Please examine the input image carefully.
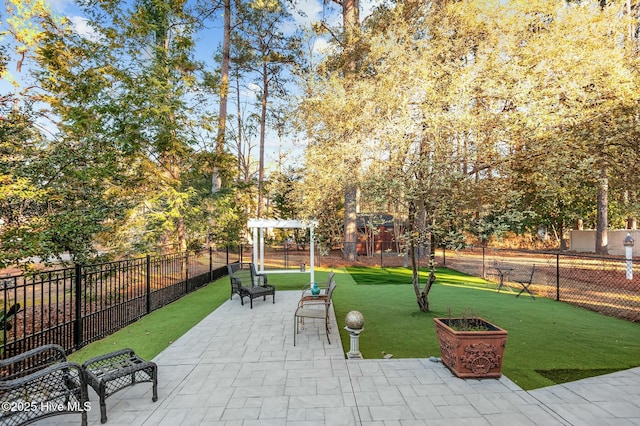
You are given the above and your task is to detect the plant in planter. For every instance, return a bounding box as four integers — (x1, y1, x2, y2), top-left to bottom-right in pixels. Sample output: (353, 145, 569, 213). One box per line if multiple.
(433, 309, 507, 379)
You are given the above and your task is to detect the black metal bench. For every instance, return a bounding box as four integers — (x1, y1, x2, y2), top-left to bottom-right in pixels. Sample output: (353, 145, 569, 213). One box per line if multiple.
(82, 348, 157, 423)
(227, 262, 276, 308)
(0, 344, 88, 426)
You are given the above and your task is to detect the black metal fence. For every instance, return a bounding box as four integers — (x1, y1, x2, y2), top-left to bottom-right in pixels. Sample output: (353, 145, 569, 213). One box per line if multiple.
(435, 247, 640, 322)
(0, 247, 242, 358)
(2, 242, 638, 358)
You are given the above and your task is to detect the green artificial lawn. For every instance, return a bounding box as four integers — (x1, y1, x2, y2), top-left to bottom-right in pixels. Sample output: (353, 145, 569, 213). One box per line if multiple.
(69, 266, 640, 391)
(336, 266, 640, 390)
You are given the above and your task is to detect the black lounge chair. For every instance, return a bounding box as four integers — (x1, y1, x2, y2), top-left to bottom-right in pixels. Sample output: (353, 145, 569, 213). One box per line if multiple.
(227, 262, 276, 308)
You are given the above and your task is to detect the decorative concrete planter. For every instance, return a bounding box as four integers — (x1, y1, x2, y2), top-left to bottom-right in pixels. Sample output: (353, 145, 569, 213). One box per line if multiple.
(433, 317, 507, 379)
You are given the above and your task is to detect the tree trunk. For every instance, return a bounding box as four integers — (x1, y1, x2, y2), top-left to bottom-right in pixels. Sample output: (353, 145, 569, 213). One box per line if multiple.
(416, 196, 427, 257)
(334, 0, 360, 262)
(212, 0, 231, 194)
(408, 201, 430, 312)
(177, 215, 187, 252)
(343, 183, 358, 261)
(627, 0, 636, 42)
(257, 64, 268, 217)
(595, 165, 608, 254)
(343, 0, 359, 35)
(155, 6, 186, 253)
(624, 190, 637, 230)
(410, 237, 428, 312)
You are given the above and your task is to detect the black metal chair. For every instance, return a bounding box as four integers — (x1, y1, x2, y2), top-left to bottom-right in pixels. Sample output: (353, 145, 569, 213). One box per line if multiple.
(0, 344, 88, 426)
(515, 265, 536, 300)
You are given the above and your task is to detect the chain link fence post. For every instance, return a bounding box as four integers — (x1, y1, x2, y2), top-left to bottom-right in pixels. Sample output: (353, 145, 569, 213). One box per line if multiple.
(556, 253, 560, 301)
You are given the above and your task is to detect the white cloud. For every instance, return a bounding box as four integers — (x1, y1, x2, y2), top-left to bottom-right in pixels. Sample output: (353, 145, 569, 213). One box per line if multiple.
(312, 37, 331, 55)
(360, 0, 381, 22)
(68, 16, 101, 42)
(289, 0, 325, 27)
(245, 82, 261, 100)
(45, 0, 102, 42)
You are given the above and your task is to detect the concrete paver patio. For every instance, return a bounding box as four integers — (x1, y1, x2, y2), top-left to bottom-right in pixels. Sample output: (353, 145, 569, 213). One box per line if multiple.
(39, 291, 640, 425)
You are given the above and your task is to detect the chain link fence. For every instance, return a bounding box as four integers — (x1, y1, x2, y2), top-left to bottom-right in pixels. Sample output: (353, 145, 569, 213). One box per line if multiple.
(325, 242, 639, 322)
(336, 241, 426, 268)
(257, 241, 639, 322)
(434, 247, 640, 322)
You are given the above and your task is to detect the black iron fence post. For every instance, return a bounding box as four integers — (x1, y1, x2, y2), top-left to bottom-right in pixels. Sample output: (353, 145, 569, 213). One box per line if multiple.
(73, 264, 83, 349)
(146, 255, 151, 314)
(185, 251, 189, 291)
(556, 253, 560, 301)
(209, 247, 213, 282)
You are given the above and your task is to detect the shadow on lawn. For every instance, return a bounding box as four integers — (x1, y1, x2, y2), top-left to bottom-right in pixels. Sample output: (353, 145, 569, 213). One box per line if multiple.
(346, 266, 489, 288)
(536, 368, 622, 383)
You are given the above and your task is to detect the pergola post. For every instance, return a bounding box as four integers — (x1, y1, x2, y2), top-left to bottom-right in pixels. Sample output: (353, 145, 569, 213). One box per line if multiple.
(260, 227, 265, 272)
(253, 227, 258, 270)
(310, 225, 315, 283)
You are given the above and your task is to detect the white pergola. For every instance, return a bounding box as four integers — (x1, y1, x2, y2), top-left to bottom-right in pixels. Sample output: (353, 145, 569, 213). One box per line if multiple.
(247, 219, 318, 283)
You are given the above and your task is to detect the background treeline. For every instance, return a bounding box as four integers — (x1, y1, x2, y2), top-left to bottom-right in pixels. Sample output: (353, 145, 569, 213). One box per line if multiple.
(1, 0, 639, 270)
(297, 0, 640, 257)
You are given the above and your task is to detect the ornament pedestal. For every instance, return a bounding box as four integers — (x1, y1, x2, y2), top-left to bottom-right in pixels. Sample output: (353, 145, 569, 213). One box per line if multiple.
(345, 327, 363, 359)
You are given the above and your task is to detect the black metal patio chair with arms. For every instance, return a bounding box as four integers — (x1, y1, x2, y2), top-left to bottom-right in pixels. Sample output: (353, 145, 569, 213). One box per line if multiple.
(294, 280, 337, 346)
(228, 262, 246, 301)
(0, 344, 89, 426)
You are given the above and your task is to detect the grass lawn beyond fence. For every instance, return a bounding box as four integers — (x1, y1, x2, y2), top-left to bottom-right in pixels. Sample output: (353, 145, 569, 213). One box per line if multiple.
(69, 266, 640, 391)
